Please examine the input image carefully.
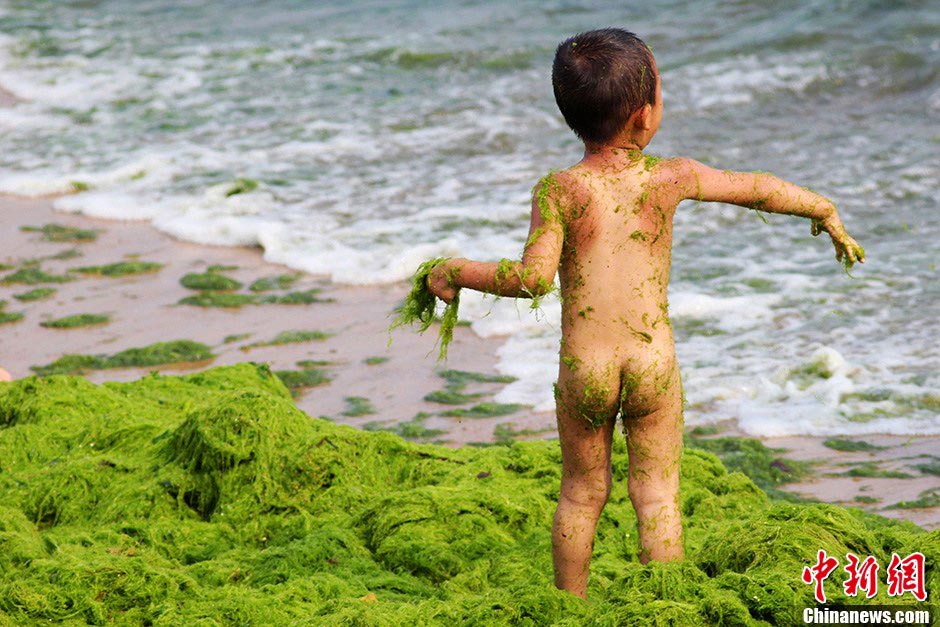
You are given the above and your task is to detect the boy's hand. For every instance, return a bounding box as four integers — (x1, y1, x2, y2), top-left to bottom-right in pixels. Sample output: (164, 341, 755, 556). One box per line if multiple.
(812, 217, 865, 266)
(427, 258, 463, 304)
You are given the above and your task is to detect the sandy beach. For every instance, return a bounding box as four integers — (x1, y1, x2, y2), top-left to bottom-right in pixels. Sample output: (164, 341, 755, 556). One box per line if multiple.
(1, 194, 937, 531)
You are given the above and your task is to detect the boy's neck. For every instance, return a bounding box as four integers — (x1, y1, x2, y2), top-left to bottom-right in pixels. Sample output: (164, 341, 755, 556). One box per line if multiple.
(582, 141, 647, 165)
(583, 129, 651, 157)
(585, 142, 643, 154)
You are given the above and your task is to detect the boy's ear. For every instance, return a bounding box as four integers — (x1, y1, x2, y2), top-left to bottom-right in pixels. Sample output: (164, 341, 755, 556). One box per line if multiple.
(636, 103, 653, 131)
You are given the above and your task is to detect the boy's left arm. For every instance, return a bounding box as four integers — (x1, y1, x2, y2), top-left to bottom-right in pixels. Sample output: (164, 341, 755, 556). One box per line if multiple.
(427, 184, 564, 303)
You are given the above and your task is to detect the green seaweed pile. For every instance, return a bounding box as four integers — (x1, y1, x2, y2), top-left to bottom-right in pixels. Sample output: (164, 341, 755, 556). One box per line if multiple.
(390, 258, 460, 360)
(0, 364, 936, 625)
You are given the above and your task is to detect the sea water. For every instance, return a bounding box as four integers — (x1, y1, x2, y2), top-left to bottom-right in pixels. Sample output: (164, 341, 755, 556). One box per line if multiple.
(1, 0, 938, 436)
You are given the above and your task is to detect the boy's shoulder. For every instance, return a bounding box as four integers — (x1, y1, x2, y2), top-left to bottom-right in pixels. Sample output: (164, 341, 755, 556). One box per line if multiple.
(535, 155, 691, 192)
(532, 168, 590, 217)
(529, 155, 697, 218)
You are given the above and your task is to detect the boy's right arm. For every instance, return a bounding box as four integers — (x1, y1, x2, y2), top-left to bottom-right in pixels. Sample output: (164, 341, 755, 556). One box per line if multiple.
(666, 158, 865, 265)
(427, 179, 565, 303)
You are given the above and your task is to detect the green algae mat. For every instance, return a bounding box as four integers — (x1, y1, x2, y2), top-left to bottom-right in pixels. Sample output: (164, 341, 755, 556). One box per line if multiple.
(0, 364, 936, 625)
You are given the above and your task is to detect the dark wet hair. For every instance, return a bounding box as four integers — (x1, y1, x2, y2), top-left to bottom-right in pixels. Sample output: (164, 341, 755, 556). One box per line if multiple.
(552, 28, 656, 144)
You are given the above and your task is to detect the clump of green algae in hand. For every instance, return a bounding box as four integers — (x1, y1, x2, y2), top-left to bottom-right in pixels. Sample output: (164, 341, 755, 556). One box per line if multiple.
(389, 258, 460, 360)
(0, 363, 936, 625)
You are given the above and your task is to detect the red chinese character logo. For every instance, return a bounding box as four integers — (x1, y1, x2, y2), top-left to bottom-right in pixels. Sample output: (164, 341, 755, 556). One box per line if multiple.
(802, 549, 840, 603)
(886, 552, 927, 602)
(843, 553, 879, 598)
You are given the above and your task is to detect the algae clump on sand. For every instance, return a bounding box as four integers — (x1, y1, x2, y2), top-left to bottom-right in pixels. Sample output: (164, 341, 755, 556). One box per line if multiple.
(0, 364, 937, 625)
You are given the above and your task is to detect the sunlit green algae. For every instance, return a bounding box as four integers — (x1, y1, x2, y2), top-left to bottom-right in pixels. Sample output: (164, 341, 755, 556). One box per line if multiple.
(0, 364, 936, 625)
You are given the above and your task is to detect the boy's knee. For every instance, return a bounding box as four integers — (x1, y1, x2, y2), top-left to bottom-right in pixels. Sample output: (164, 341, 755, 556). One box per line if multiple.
(561, 471, 612, 509)
(628, 478, 678, 513)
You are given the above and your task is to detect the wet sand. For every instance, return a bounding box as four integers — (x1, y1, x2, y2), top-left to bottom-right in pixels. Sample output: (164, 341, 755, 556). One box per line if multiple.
(1, 194, 937, 529)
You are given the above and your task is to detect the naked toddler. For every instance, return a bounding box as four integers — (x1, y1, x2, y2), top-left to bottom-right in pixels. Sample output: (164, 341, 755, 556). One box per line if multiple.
(427, 28, 864, 599)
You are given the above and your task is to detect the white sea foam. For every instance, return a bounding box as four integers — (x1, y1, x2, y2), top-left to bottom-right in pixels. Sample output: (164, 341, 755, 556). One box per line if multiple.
(670, 291, 780, 331)
(0, 105, 68, 130)
(670, 53, 828, 110)
(54, 191, 159, 221)
(0, 153, 178, 197)
(492, 328, 560, 412)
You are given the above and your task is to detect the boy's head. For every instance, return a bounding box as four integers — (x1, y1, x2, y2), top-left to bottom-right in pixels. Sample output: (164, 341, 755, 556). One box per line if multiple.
(552, 28, 658, 145)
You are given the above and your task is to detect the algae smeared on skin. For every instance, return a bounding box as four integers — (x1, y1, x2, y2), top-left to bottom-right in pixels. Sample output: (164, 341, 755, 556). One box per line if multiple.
(389, 258, 460, 361)
(0, 363, 936, 625)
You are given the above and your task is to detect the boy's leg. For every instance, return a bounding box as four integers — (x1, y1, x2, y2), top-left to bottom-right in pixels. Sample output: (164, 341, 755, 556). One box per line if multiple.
(622, 365, 684, 563)
(552, 360, 619, 599)
(0, 368, 11, 382)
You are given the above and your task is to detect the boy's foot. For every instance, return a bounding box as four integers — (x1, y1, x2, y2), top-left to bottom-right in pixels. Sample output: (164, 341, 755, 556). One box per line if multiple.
(0, 367, 12, 382)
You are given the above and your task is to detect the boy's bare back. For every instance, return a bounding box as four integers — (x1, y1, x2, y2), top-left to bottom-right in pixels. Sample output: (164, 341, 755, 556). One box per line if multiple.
(551, 151, 681, 422)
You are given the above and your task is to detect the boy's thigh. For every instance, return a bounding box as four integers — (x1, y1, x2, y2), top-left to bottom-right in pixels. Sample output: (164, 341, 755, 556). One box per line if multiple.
(621, 368, 684, 487)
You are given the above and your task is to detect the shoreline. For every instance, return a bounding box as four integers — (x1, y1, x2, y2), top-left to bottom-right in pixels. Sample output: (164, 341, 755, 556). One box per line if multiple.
(0, 194, 525, 443)
(1, 194, 938, 529)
